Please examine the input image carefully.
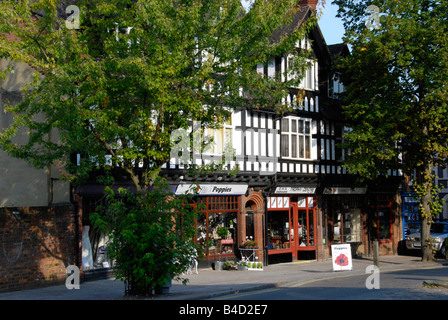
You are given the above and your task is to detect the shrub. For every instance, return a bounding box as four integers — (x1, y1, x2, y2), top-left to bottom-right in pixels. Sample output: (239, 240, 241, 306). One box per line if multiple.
(91, 178, 201, 296)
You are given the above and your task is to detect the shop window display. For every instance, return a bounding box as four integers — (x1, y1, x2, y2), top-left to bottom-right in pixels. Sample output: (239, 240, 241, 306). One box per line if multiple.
(196, 196, 239, 259)
(197, 211, 237, 257)
(267, 210, 291, 250)
(298, 210, 314, 246)
(332, 209, 361, 244)
(326, 196, 362, 245)
(370, 196, 393, 241)
(83, 197, 113, 270)
(377, 209, 391, 240)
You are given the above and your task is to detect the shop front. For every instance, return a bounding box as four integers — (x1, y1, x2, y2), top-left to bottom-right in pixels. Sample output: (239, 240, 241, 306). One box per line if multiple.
(175, 183, 248, 263)
(267, 186, 317, 261)
(322, 187, 401, 258)
(322, 187, 366, 258)
(368, 193, 401, 255)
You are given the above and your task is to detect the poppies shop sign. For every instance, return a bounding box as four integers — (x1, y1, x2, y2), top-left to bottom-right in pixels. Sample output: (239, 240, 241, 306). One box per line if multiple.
(175, 184, 248, 195)
(331, 244, 353, 271)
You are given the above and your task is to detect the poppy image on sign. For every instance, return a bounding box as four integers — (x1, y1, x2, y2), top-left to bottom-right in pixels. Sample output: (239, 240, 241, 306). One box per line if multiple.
(335, 254, 349, 267)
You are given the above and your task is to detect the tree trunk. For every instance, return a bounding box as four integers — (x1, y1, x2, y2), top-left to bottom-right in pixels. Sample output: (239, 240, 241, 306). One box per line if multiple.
(419, 159, 434, 262)
(421, 215, 433, 262)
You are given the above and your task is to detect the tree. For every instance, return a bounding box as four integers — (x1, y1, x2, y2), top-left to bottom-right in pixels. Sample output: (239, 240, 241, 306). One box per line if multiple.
(0, 0, 316, 192)
(0, 0, 317, 294)
(333, 0, 448, 261)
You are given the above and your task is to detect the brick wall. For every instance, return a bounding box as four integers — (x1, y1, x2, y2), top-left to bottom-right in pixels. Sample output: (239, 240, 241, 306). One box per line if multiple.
(0, 204, 78, 293)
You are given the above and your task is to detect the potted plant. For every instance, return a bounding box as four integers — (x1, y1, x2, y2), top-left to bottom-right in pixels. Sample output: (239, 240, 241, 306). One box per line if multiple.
(237, 260, 248, 271)
(224, 261, 236, 270)
(243, 240, 258, 249)
(217, 227, 229, 239)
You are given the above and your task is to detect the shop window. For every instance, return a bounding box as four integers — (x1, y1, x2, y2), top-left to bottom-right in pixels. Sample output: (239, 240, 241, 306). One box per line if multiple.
(245, 210, 255, 241)
(326, 196, 362, 245)
(377, 209, 391, 240)
(267, 210, 291, 250)
(343, 209, 361, 243)
(196, 196, 239, 259)
(298, 210, 314, 247)
(83, 197, 113, 269)
(197, 211, 237, 257)
(196, 212, 208, 255)
(370, 196, 393, 241)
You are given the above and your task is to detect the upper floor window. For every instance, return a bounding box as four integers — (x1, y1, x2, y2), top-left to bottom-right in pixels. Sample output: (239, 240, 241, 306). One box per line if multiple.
(329, 72, 344, 97)
(280, 117, 311, 159)
(204, 117, 233, 155)
(288, 56, 318, 91)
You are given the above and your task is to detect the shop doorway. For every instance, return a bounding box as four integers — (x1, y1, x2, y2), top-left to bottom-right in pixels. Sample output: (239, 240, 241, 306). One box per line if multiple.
(293, 197, 316, 259)
(267, 196, 316, 261)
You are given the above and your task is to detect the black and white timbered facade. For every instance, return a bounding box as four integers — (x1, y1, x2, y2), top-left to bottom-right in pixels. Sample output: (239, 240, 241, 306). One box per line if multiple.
(160, 3, 407, 264)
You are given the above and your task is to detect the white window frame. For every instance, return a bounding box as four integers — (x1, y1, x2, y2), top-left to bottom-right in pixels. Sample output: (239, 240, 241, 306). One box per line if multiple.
(280, 117, 312, 160)
(202, 116, 234, 156)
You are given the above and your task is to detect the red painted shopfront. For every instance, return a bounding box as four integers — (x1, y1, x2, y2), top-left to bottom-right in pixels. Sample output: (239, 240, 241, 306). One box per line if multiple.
(267, 195, 317, 260)
(195, 195, 241, 261)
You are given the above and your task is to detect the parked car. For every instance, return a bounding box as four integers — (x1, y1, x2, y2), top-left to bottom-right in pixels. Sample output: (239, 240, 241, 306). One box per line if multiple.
(406, 222, 448, 258)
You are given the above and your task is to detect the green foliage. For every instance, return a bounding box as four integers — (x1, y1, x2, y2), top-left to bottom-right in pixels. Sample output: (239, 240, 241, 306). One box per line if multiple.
(0, 0, 316, 191)
(413, 177, 446, 222)
(216, 226, 228, 239)
(90, 178, 202, 295)
(334, 0, 448, 260)
(334, 0, 448, 181)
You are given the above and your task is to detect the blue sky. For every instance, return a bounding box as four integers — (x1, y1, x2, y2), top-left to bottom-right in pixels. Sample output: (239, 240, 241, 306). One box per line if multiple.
(317, 1, 346, 45)
(241, 0, 346, 46)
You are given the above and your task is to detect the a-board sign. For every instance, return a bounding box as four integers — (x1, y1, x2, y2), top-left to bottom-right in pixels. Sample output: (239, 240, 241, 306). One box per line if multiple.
(331, 244, 353, 271)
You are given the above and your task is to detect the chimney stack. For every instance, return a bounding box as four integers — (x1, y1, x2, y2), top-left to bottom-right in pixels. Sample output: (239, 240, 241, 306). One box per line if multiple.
(299, 0, 318, 10)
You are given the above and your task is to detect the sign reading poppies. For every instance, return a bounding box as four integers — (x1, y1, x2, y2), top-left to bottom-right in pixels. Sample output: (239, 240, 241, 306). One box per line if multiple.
(331, 244, 353, 271)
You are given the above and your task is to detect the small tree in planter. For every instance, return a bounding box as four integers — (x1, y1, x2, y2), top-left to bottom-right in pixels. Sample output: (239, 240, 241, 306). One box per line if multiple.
(91, 178, 201, 296)
(217, 227, 229, 239)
